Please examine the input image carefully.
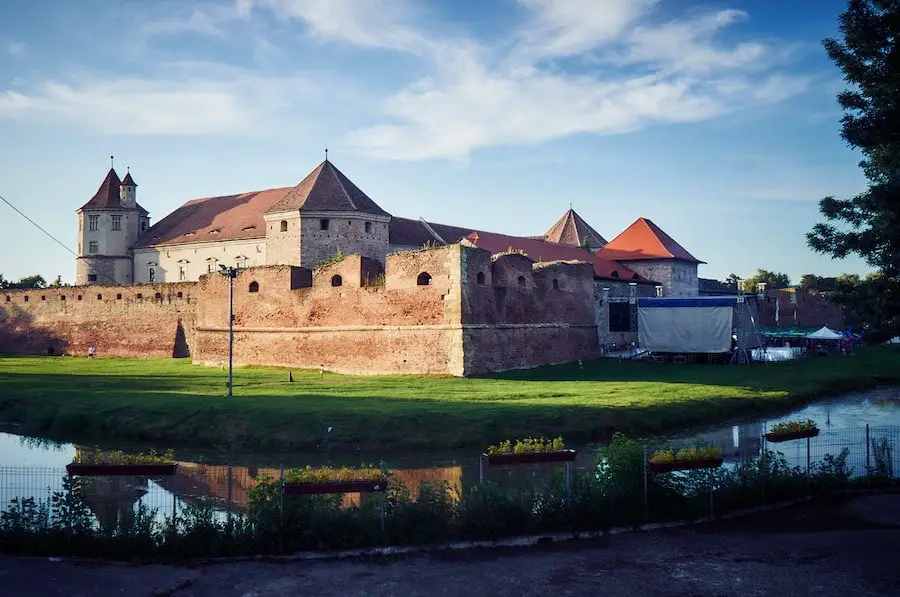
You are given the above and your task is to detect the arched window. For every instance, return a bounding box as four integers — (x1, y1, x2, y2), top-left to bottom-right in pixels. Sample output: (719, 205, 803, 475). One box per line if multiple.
(176, 292, 183, 299)
(77, 295, 82, 301)
(476, 272, 485, 285)
(97, 294, 103, 300)
(116, 293, 122, 300)
(517, 275, 526, 287)
(137, 293, 143, 299)
(552, 279, 559, 290)
(331, 275, 343, 287)
(417, 272, 432, 286)
(365, 221, 372, 233)
(23, 296, 28, 302)
(280, 220, 288, 232)
(155, 292, 162, 300)
(249, 281, 259, 293)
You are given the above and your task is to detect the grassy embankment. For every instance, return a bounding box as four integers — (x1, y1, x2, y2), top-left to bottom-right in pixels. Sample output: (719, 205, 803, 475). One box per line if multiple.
(0, 347, 897, 452)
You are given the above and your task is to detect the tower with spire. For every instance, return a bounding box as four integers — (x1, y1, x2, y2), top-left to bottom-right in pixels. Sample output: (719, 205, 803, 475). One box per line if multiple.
(75, 158, 150, 285)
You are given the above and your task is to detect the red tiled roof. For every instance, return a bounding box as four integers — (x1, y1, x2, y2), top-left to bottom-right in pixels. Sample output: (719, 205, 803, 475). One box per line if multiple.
(131, 187, 291, 249)
(121, 171, 137, 187)
(462, 230, 649, 282)
(543, 209, 607, 249)
(79, 168, 148, 214)
(598, 217, 703, 263)
(266, 160, 389, 216)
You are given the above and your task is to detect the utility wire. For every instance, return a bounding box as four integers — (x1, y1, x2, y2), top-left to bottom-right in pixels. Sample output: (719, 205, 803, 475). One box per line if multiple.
(0, 191, 124, 288)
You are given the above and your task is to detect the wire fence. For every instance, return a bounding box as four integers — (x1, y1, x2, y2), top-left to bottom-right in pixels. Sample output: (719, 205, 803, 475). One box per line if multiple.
(0, 425, 897, 556)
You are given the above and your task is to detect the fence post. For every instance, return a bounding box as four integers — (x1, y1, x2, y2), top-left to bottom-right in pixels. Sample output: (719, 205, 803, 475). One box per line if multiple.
(565, 461, 571, 508)
(171, 470, 178, 547)
(760, 432, 766, 506)
(643, 443, 649, 522)
(806, 436, 812, 495)
(479, 454, 484, 485)
(865, 424, 871, 483)
(227, 465, 233, 523)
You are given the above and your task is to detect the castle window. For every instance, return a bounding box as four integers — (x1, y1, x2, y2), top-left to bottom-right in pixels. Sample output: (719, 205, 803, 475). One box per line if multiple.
(60, 296, 66, 301)
(477, 272, 485, 285)
(111, 215, 121, 231)
(136, 293, 143, 299)
(87, 274, 97, 282)
(155, 292, 162, 300)
(41, 295, 46, 301)
(97, 294, 102, 300)
(24, 296, 28, 302)
(280, 220, 288, 232)
(77, 295, 82, 301)
(320, 219, 330, 231)
(116, 293, 122, 300)
(141, 221, 147, 231)
(609, 303, 632, 332)
(331, 275, 342, 287)
(176, 292, 183, 299)
(365, 222, 372, 233)
(88, 241, 98, 253)
(517, 275, 526, 287)
(249, 281, 259, 293)
(4, 296, 9, 303)
(552, 279, 559, 290)
(208, 263, 215, 274)
(656, 285, 664, 297)
(417, 272, 432, 286)
(148, 267, 156, 282)
(179, 265, 187, 281)
(88, 215, 99, 231)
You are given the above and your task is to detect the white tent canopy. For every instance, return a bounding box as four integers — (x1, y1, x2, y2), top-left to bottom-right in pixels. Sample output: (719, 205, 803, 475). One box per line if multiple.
(806, 326, 843, 340)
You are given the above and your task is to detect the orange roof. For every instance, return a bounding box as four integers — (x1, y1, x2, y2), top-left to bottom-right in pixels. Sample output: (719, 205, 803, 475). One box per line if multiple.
(132, 187, 290, 249)
(266, 160, 389, 216)
(598, 218, 703, 263)
(543, 209, 607, 249)
(463, 230, 649, 282)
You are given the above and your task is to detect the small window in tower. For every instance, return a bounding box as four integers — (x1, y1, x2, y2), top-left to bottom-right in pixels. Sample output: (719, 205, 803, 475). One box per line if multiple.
(24, 296, 28, 302)
(141, 221, 147, 231)
(208, 263, 215, 274)
(517, 275, 526, 287)
(87, 274, 97, 282)
(136, 293, 143, 299)
(177, 292, 183, 299)
(365, 222, 372, 233)
(331, 274, 342, 287)
(552, 279, 559, 290)
(320, 219, 330, 231)
(111, 215, 122, 231)
(41, 295, 46, 301)
(179, 265, 187, 281)
(477, 272, 486, 285)
(116, 293, 122, 300)
(155, 292, 162, 300)
(88, 215, 99, 231)
(417, 272, 432, 286)
(249, 281, 259, 293)
(88, 241, 98, 253)
(60, 295, 66, 301)
(97, 294, 103, 300)
(148, 267, 156, 282)
(77, 295, 82, 301)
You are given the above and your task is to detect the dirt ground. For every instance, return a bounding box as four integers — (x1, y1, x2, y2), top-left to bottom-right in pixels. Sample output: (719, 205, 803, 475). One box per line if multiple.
(2, 494, 899, 597)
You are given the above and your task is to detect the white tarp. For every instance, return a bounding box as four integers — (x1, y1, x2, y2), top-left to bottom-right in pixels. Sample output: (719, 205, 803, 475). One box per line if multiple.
(638, 303, 734, 353)
(806, 326, 843, 340)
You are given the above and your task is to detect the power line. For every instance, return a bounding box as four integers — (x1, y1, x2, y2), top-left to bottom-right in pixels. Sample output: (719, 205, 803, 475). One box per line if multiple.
(0, 192, 77, 257)
(0, 191, 122, 287)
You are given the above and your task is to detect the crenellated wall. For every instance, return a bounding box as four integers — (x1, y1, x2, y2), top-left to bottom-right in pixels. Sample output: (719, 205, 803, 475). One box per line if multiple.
(1, 244, 602, 376)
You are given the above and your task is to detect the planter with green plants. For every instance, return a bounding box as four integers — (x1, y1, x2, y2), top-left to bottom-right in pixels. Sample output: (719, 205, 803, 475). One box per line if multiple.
(648, 446, 723, 473)
(281, 465, 388, 495)
(765, 419, 820, 443)
(66, 448, 177, 477)
(484, 437, 576, 465)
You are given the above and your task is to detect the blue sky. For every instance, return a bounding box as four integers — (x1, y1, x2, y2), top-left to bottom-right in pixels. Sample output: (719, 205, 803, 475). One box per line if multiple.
(0, 0, 871, 283)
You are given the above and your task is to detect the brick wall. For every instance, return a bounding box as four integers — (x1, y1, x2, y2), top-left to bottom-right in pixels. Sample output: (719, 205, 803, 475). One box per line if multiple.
(0, 283, 197, 358)
(756, 288, 845, 329)
(298, 212, 390, 269)
(624, 260, 698, 297)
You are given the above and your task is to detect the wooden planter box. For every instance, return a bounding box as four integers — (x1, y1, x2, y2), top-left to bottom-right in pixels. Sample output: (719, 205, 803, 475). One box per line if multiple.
(66, 463, 178, 477)
(648, 458, 723, 474)
(282, 479, 388, 496)
(484, 450, 577, 466)
(765, 429, 819, 443)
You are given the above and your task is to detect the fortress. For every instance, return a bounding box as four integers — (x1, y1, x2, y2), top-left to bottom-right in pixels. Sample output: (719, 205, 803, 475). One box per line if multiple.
(0, 159, 705, 375)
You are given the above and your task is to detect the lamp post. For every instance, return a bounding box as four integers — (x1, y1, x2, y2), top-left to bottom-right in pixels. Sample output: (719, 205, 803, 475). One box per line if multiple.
(218, 265, 237, 397)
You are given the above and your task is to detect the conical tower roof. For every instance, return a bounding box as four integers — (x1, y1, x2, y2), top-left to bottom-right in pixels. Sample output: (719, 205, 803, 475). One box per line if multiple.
(543, 208, 607, 250)
(265, 160, 389, 216)
(79, 168, 122, 210)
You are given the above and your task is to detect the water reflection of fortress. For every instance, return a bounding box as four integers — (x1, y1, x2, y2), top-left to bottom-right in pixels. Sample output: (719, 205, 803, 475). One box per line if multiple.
(685, 421, 764, 462)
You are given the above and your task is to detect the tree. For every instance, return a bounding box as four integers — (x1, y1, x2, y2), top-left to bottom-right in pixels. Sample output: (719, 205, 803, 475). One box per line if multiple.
(807, 1, 900, 336)
(48, 275, 65, 288)
(800, 274, 820, 290)
(740, 269, 791, 292)
(13, 275, 47, 289)
(725, 273, 741, 289)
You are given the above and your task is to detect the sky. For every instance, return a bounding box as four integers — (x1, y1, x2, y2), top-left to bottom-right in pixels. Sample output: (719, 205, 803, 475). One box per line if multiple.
(0, 0, 873, 284)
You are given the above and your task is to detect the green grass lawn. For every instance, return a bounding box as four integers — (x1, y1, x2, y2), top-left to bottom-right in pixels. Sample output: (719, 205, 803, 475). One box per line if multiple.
(0, 347, 898, 452)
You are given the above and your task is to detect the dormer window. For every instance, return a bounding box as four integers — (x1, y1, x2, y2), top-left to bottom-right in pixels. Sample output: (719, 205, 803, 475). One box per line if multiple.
(209, 229, 220, 235)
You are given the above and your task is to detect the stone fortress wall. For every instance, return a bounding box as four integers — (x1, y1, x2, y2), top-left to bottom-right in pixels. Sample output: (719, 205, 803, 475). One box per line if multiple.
(0, 245, 604, 376)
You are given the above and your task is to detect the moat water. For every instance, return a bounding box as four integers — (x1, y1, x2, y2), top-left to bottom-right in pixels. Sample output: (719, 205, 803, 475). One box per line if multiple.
(2, 386, 900, 519)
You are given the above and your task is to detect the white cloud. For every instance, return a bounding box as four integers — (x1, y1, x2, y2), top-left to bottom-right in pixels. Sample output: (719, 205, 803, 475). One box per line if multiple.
(0, 66, 311, 136)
